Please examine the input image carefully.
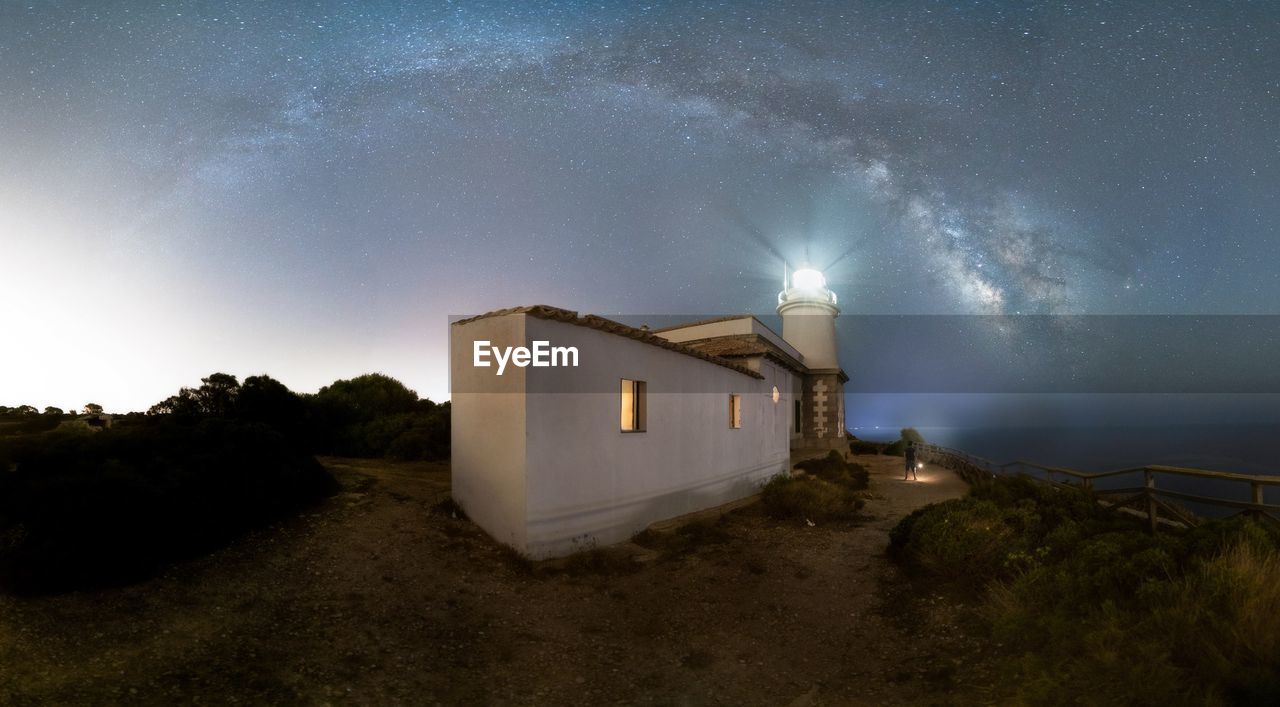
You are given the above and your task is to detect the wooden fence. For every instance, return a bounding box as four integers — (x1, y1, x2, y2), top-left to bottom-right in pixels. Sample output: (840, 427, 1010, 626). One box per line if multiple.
(918, 443, 1280, 530)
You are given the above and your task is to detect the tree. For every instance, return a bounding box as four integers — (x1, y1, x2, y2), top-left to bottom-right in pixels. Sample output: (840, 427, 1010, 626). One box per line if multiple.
(315, 373, 419, 421)
(14, 405, 38, 416)
(900, 427, 926, 445)
(83, 403, 104, 415)
(192, 373, 240, 417)
(43, 406, 64, 416)
(146, 373, 241, 418)
(149, 392, 199, 417)
(236, 374, 306, 440)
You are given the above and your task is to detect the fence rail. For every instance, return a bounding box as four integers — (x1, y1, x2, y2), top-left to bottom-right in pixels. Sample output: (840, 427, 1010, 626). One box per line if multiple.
(918, 443, 1280, 530)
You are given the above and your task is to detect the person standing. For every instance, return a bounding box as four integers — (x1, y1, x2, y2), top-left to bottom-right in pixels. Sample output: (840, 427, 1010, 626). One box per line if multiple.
(904, 440, 918, 480)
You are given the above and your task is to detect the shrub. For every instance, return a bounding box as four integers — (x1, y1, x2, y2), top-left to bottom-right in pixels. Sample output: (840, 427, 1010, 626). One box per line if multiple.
(882, 429, 925, 457)
(891, 475, 1280, 704)
(849, 440, 881, 455)
(0, 413, 62, 438)
(760, 474, 863, 523)
(632, 517, 733, 558)
(900, 427, 926, 445)
(1158, 540, 1280, 701)
(793, 450, 870, 490)
(314, 373, 419, 421)
(386, 420, 449, 461)
(146, 371, 450, 462)
(0, 420, 337, 593)
(889, 497, 1036, 580)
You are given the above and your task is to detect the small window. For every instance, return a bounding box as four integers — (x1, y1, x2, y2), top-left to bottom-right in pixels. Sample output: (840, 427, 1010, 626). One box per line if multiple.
(620, 378, 646, 432)
(729, 394, 742, 429)
(771, 386, 780, 404)
(794, 399, 802, 433)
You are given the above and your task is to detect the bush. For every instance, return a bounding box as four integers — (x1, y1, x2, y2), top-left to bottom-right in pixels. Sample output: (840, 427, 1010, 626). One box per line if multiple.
(0, 412, 62, 438)
(632, 517, 734, 559)
(794, 450, 870, 490)
(900, 427, 926, 445)
(889, 497, 1038, 580)
(0, 420, 337, 593)
(890, 476, 1280, 703)
(314, 373, 419, 421)
(386, 419, 449, 461)
(1167, 541, 1280, 700)
(849, 440, 881, 455)
(146, 371, 451, 462)
(760, 474, 863, 523)
(882, 429, 925, 457)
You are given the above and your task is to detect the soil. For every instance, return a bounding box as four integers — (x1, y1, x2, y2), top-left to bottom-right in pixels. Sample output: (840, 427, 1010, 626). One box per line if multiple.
(0, 454, 993, 705)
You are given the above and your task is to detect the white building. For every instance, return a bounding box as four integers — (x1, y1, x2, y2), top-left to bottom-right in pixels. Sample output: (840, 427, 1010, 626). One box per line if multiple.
(450, 270, 847, 558)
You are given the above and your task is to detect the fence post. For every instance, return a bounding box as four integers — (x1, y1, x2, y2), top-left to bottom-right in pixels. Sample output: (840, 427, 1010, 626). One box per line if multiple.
(1145, 468, 1157, 533)
(1083, 477, 1093, 494)
(1252, 482, 1265, 517)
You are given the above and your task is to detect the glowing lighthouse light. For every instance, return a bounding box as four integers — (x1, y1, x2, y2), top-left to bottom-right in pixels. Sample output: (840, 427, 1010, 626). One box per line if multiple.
(791, 268, 827, 291)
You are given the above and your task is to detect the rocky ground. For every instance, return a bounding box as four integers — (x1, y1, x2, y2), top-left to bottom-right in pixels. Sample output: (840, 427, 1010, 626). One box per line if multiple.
(0, 454, 997, 705)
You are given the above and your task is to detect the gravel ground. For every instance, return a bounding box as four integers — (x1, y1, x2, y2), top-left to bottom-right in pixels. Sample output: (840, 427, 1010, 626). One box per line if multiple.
(0, 454, 994, 705)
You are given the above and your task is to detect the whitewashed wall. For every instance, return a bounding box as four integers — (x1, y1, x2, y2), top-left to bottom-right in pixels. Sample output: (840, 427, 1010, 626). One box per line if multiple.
(522, 316, 798, 558)
(449, 314, 529, 551)
(451, 312, 801, 559)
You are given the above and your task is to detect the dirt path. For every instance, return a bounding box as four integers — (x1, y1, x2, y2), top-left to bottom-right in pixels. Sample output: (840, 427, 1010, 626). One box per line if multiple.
(0, 454, 976, 705)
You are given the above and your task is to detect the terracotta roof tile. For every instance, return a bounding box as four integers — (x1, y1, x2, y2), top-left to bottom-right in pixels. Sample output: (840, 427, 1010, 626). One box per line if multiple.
(681, 334, 807, 374)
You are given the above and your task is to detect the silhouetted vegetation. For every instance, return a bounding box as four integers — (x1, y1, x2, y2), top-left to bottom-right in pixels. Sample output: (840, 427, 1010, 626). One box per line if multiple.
(849, 439, 882, 455)
(308, 374, 449, 460)
(0, 419, 336, 593)
(0, 408, 65, 438)
(0, 371, 448, 593)
(890, 476, 1280, 704)
(882, 428, 926, 457)
(146, 371, 449, 461)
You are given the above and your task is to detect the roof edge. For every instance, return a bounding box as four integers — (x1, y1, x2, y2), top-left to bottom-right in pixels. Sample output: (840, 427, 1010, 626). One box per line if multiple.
(649, 314, 756, 333)
(452, 305, 765, 379)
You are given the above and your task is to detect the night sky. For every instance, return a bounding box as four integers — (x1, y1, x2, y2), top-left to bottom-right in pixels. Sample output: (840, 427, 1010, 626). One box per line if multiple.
(2, 1, 1278, 420)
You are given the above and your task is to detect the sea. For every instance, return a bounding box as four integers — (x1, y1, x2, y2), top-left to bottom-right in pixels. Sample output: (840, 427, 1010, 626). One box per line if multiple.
(850, 424, 1280, 514)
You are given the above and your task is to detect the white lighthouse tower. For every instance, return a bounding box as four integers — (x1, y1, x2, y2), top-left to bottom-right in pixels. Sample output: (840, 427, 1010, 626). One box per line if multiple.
(777, 268, 840, 369)
(777, 267, 848, 449)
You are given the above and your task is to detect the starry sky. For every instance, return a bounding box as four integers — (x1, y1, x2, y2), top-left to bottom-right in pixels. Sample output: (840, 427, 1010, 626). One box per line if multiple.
(2, 1, 1278, 420)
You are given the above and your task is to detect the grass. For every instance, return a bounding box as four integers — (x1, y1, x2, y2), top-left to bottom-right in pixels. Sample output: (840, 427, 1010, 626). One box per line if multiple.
(889, 476, 1280, 704)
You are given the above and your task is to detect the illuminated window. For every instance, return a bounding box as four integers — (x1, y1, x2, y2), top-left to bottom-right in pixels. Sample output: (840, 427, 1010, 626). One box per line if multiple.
(794, 399, 802, 433)
(620, 378, 646, 432)
(771, 386, 780, 403)
(729, 394, 742, 429)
